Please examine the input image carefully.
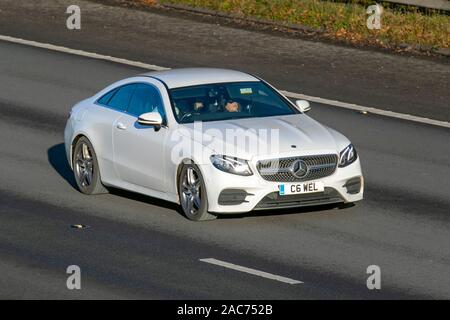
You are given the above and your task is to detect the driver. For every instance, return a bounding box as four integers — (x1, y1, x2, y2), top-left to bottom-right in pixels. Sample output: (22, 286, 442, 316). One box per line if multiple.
(193, 101, 205, 112)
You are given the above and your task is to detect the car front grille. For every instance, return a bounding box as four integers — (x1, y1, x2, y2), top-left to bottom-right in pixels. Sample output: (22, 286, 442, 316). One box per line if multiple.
(256, 154, 338, 182)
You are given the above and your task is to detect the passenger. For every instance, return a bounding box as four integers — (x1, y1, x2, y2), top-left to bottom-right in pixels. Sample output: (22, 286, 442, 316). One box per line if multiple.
(224, 101, 241, 113)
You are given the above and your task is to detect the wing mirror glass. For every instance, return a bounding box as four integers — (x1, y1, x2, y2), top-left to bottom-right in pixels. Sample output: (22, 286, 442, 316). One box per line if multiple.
(295, 100, 311, 113)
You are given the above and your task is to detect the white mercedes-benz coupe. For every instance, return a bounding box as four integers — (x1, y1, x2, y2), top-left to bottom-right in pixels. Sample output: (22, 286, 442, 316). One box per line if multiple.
(65, 68, 363, 221)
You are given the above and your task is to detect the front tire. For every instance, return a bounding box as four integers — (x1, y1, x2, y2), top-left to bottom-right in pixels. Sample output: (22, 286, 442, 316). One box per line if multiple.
(179, 164, 216, 221)
(73, 137, 108, 195)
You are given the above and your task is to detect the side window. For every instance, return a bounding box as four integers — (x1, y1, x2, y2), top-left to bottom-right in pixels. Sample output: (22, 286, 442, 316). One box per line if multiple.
(128, 83, 165, 120)
(97, 88, 117, 105)
(107, 84, 135, 112)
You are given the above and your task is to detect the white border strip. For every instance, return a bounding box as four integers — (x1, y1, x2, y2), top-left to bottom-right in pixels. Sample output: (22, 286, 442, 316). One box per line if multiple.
(200, 258, 303, 284)
(1, 34, 448, 129)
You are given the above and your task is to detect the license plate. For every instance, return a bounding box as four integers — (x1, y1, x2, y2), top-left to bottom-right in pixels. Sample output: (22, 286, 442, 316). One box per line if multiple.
(279, 181, 324, 195)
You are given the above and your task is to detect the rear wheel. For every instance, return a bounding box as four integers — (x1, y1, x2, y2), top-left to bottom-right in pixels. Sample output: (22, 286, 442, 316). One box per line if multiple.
(73, 137, 108, 195)
(179, 164, 216, 221)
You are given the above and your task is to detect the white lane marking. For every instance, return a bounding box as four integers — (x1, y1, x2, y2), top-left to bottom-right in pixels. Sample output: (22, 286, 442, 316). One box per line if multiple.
(1, 34, 449, 129)
(282, 90, 450, 129)
(0, 35, 170, 71)
(199, 258, 303, 285)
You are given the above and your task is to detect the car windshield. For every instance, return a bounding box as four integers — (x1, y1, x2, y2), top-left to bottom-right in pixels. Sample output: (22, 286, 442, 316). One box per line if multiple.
(169, 81, 299, 124)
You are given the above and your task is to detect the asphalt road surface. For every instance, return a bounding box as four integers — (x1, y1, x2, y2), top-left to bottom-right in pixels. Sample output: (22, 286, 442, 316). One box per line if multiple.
(1, 0, 449, 121)
(0, 1, 449, 300)
(1, 40, 449, 299)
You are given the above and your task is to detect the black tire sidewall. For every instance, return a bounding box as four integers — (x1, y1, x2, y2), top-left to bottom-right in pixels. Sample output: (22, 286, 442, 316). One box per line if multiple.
(73, 137, 102, 194)
(179, 164, 210, 221)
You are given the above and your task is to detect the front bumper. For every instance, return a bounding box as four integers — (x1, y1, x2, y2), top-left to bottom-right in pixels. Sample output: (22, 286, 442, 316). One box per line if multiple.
(199, 157, 364, 214)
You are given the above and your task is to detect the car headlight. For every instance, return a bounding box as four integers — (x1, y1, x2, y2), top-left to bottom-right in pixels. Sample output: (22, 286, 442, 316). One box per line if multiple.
(210, 155, 253, 176)
(338, 144, 358, 167)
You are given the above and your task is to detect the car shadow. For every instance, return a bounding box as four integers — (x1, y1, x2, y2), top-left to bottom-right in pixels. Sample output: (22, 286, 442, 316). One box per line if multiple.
(217, 202, 352, 220)
(47, 143, 78, 189)
(107, 187, 184, 217)
(47, 143, 184, 216)
(48, 142, 352, 220)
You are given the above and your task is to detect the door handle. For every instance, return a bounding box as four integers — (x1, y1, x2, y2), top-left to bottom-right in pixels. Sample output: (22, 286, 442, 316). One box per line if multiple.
(116, 122, 127, 130)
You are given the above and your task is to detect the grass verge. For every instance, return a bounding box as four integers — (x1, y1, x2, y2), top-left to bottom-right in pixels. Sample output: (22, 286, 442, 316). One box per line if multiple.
(136, 0, 449, 51)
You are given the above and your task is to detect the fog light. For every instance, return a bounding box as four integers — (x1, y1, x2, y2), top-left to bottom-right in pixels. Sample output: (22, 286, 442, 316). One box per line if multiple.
(218, 189, 253, 206)
(344, 177, 362, 194)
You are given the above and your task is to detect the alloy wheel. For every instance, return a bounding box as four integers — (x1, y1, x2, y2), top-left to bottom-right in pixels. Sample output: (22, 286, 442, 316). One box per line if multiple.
(74, 142, 94, 189)
(180, 167, 202, 216)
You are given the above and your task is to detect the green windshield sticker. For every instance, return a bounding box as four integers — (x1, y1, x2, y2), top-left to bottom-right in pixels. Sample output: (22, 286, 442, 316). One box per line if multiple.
(240, 88, 253, 95)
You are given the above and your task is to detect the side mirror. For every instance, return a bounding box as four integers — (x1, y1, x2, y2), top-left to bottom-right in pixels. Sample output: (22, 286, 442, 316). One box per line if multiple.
(138, 112, 163, 128)
(295, 100, 311, 113)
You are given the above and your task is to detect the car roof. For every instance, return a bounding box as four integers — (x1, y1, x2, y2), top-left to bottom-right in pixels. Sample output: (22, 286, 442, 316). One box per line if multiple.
(142, 68, 260, 89)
